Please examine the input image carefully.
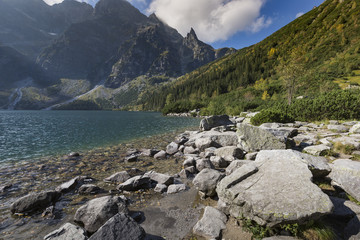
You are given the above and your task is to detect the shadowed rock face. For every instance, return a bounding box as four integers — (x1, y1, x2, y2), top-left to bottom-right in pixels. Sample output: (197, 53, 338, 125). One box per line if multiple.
(217, 150, 334, 227)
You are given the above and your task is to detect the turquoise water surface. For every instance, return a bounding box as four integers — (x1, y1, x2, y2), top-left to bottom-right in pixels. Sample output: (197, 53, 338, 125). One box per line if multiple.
(0, 111, 199, 163)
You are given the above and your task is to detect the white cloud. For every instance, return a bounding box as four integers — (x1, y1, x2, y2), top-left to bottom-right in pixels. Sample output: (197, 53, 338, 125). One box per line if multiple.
(43, 0, 63, 5)
(147, 0, 270, 43)
(296, 12, 304, 18)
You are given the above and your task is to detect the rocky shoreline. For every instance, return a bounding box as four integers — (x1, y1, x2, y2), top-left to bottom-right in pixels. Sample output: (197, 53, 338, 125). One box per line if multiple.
(2, 115, 360, 239)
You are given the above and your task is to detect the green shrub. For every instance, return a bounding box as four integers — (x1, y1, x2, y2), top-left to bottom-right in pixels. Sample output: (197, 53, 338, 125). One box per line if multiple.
(251, 109, 295, 126)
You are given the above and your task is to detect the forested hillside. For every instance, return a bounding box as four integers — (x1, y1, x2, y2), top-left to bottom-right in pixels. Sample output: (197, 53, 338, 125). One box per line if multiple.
(138, 0, 360, 115)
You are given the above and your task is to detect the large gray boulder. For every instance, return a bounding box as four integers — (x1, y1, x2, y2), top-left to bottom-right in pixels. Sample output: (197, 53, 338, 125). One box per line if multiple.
(214, 146, 244, 160)
(216, 150, 334, 227)
(104, 171, 131, 184)
(117, 176, 151, 191)
(187, 131, 238, 148)
(44, 223, 87, 240)
(11, 191, 61, 214)
(193, 169, 224, 198)
(55, 176, 93, 193)
(74, 196, 128, 233)
(193, 206, 227, 239)
(237, 123, 286, 152)
(88, 213, 145, 240)
(329, 159, 360, 202)
(200, 115, 234, 131)
(327, 124, 349, 133)
(143, 170, 174, 186)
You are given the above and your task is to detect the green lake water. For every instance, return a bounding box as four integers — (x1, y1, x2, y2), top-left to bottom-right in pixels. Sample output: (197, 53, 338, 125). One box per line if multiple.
(0, 110, 200, 163)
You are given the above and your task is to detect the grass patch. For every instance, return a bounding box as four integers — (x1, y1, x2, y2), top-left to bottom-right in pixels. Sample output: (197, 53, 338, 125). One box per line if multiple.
(333, 142, 355, 155)
(346, 193, 360, 206)
(240, 218, 335, 240)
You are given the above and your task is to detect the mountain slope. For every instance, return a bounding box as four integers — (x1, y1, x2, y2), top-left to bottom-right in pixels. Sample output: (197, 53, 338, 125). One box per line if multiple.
(0, 0, 93, 59)
(36, 0, 235, 107)
(141, 0, 360, 114)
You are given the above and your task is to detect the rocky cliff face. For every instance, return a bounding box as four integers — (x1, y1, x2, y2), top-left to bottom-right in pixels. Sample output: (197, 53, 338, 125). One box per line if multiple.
(37, 0, 235, 89)
(0, 0, 93, 60)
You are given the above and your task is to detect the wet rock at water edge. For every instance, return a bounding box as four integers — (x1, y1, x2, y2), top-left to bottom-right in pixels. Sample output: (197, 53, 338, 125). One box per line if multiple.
(143, 170, 174, 186)
(88, 213, 145, 240)
(154, 150, 166, 159)
(44, 223, 87, 240)
(104, 171, 131, 184)
(74, 195, 128, 234)
(117, 176, 151, 191)
(11, 191, 61, 215)
(78, 184, 104, 195)
(56, 176, 93, 194)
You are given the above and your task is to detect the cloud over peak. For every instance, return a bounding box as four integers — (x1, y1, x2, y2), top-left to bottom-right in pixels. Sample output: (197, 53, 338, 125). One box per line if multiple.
(147, 0, 271, 43)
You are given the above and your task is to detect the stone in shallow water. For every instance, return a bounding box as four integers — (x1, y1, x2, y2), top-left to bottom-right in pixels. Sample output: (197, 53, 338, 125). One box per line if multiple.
(44, 223, 87, 240)
(166, 142, 179, 155)
(78, 184, 103, 195)
(217, 150, 334, 227)
(104, 171, 131, 183)
(193, 206, 227, 239)
(117, 176, 151, 191)
(11, 191, 61, 214)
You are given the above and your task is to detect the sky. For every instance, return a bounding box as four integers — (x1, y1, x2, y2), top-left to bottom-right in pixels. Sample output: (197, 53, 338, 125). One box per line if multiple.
(43, 0, 325, 49)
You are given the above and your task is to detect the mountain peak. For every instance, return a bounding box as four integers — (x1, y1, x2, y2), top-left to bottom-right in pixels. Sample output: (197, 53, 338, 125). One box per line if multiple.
(94, 0, 146, 21)
(187, 28, 198, 40)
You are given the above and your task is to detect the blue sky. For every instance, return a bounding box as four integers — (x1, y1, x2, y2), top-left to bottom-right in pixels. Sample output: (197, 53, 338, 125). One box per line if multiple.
(45, 0, 325, 49)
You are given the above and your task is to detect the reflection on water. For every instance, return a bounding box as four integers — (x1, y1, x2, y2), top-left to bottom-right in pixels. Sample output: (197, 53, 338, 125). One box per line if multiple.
(0, 110, 199, 163)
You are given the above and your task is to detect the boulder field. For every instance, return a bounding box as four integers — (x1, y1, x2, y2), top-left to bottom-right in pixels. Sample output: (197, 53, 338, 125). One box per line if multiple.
(9, 115, 360, 239)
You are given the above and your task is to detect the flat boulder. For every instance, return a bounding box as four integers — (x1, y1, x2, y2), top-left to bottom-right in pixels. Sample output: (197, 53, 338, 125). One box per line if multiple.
(11, 191, 61, 214)
(143, 170, 174, 186)
(88, 213, 145, 240)
(303, 144, 330, 156)
(214, 146, 244, 160)
(200, 115, 234, 131)
(193, 169, 224, 198)
(187, 131, 238, 148)
(167, 184, 186, 194)
(237, 123, 286, 152)
(225, 160, 254, 175)
(104, 171, 131, 184)
(44, 223, 87, 240)
(117, 176, 151, 191)
(329, 159, 360, 202)
(193, 206, 227, 239)
(292, 151, 331, 177)
(56, 176, 93, 193)
(217, 150, 333, 227)
(74, 196, 128, 233)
